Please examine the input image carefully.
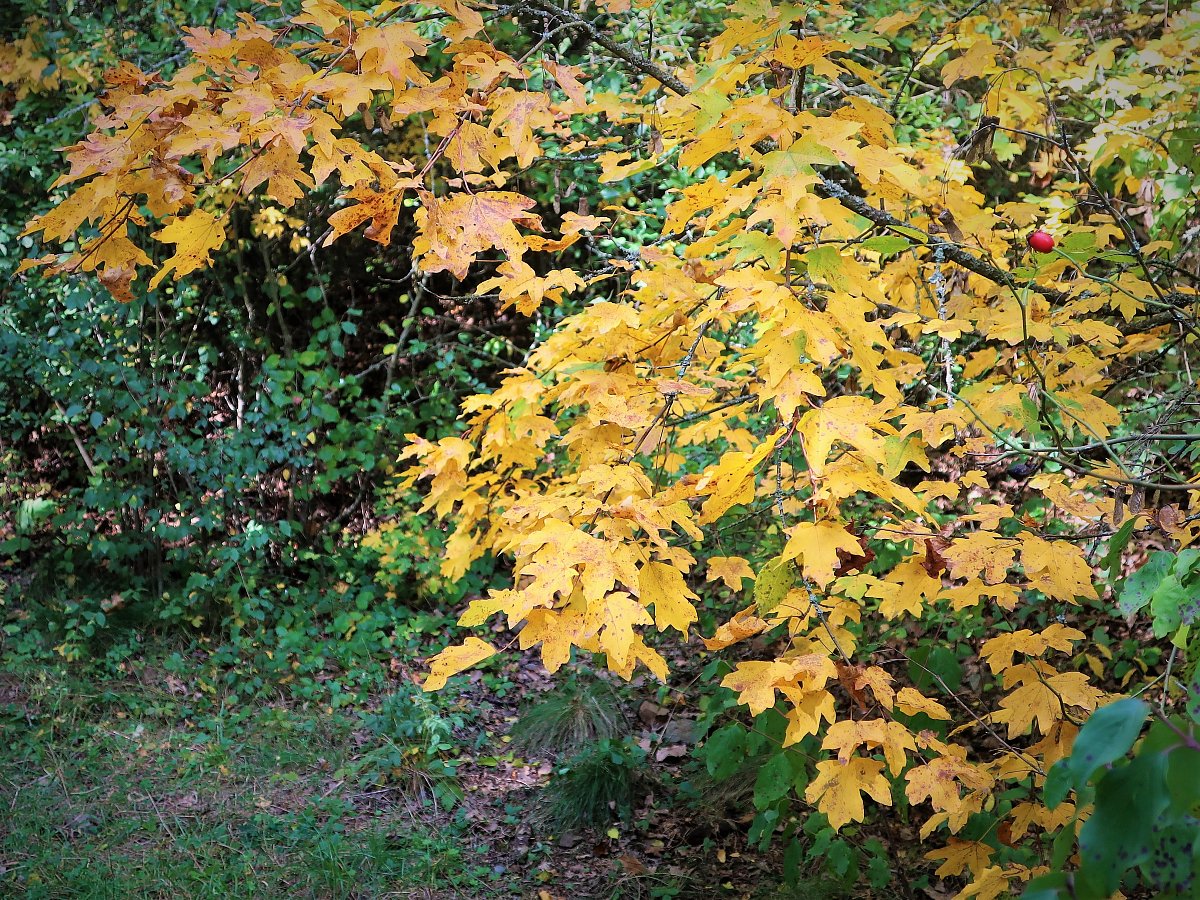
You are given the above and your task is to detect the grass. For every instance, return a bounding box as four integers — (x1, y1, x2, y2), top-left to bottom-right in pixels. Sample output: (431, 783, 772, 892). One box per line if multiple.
(541, 738, 651, 831)
(0, 654, 499, 898)
(510, 680, 627, 756)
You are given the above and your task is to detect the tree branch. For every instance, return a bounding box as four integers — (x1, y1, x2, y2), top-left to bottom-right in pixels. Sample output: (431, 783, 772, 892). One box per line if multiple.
(523, 0, 689, 96)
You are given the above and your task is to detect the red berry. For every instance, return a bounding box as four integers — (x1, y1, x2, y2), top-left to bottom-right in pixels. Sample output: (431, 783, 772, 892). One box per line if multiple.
(1027, 230, 1055, 253)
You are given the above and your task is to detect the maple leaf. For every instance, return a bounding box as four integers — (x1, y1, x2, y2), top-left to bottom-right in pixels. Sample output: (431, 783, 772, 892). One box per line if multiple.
(904, 753, 993, 829)
(97, 262, 139, 303)
(703, 605, 770, 651)
(979, 625, 1085, 675)
(941, 36, 997, 86)
(706, 556, 754, 591)
(326, 183, 407, 246)
(942, 532, 1017, 585)
(543, 60, 588, 105)
(1019, 535, 1097, 603)
(489, 90, 554, 168)
(781, 521, 864, 588)
(696, 441, 775, 525)
(23, 176, 118, 243)
(240, 140, 313, 208)
(422, 636, 496, 691)
(822, 718, 916, 775)
(992, 666, 1104, 738)
(956, 866, 1014, 900)
(798, 396, 891, 476)
(855, 666, 896, 709)
(598, 591, 655, 673)
(783, 690, 837, 744)
(354, 23, 426, 86)
(925, 839, 994, 877)
(867, 557, 941, 619)
(638, 561, 698, 634)
(148, 209, 226, 288)
(895, 687, 951, 721)
(721, 661, 793, 716)
(804, 756, 893, 831)
(414, 190, 543, 280)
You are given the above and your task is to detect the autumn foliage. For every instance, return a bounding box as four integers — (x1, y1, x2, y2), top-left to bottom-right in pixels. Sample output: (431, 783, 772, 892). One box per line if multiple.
(13, 0, 1200, 895)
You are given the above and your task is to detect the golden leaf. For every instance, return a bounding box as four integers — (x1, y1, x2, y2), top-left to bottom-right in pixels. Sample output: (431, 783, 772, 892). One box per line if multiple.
(804, 756, 893, 831)
(423, 637, 497, 691)
(148, 209, 226, 289)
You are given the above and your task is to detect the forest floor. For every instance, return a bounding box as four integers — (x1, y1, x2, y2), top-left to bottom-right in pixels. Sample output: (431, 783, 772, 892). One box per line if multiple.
(0, 635, 837, 900)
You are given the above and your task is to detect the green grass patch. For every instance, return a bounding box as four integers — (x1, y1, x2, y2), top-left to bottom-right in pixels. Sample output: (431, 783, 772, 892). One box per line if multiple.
(0, 653, 498, 898)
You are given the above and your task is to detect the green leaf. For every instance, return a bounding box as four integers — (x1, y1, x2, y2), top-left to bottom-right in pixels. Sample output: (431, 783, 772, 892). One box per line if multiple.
(1067, 697, 1149, 787)
(1021, 872, 1070, 900)
(703, 724, 745, 781)
(1043, 759, 1075, 810)
(1101, 517, 1137, 584)
(16, 498, 55, 532)
(754, 556, 794, 615)
(1077, 748, 1170, 895)
(1165, 738, 1200, 817)
(754, 751, 795, 808)
(1119, 550, 1174, 617)
(1150, 574, 1188, 638)
(1140, 818, 1200, 892)
(1049, 813, 1078, 871)
(861, 235, 911, 256)
(1186, 670, 1200, 725)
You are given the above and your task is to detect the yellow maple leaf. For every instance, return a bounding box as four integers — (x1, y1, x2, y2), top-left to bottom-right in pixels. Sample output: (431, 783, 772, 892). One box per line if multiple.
(855, 666, 896, 709)
(956, 866, 1013, 900)
(822, 718, 916, 775)
(783, 690, 837, 744)
(423, 636, 496, 691)
(925, 839, 994, 877)
(148, 209, 226, 289)
(979, 624, 1085, 675)
(414, 190, 543, 280)
(706, 556, 754, 591)
(721, 660, 792, 716)
(598, 591, 655, 671)
(798, 396, 891, 476)
(240, 140, 312, 208)
(804, 756, 893, 831)
(326, 183, 406, 246)
(895, 687, 951, 720)
(703, 605, 770, 651)
(638, 561, 698, 634)
(1019, 535, 1097, 603)
(941, 36, 997, 86)
(868, 558, 940, 619)
(904, 754, 993, 823)
(781, 521, 863, 588)
(993, 667, 1104, 738)
(696, 441, 775, 525)
(942, 532, 1017, 585)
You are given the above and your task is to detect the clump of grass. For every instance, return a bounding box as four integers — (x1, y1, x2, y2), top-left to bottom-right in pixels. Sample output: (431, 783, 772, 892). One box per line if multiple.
(542, 738, 649, 830)
(511, 680, 626, 756)
(675, 766, 757, 843)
